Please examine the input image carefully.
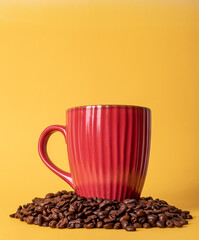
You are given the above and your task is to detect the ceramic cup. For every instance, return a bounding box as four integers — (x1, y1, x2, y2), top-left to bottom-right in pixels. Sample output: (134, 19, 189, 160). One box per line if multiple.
(38, 105, 151, 200)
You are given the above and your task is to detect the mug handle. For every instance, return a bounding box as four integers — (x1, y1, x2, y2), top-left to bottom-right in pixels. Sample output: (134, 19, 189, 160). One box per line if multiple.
(38, 125, 74, 189)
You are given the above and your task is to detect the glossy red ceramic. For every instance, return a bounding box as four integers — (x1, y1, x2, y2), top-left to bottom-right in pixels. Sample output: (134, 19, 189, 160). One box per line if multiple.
(38, 105, 151, 200)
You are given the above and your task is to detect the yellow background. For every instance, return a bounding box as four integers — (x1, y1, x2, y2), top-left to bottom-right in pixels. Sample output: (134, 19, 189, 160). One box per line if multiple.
(0, 0, 199, 239)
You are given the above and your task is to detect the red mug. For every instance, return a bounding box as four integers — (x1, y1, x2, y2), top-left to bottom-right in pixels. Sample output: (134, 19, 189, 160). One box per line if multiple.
(38, 105, 151, 200)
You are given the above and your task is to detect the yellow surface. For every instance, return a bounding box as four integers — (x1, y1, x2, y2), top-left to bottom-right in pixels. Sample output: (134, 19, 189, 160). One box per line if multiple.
(0, 1, 199, 239)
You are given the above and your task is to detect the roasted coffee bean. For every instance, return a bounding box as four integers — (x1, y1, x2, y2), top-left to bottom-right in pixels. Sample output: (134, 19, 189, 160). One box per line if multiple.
(42, 210, 47, 216)
(133, 222, 142, 228)
(173, 221, 183, 228)
(68, 223, 75, 228)
(123, 199, 137, 204)
(45, 193, 54, 199)
(121, 220, 129, 229)
(109, 210, 117, 220)
(138, 217, 146, 224)
(85, 223, 95, 229)
(148, 219, 156, 227)
(75, 223, 82, 228)
(120, 214, 130, 221)
(103, 223, 114, 229)
(166, 220, 174, 228)
(42, 222, 49, 227)
(113, 222, 121, 229)
(56, 219, 66, 228)
(84, 210, 92, 216)
(147, 214, 158, 221)
(136, 210, 146, 217)
(96, 221, 103, 228)
(36, 206, 43, 212)
(104, 206, 112, 212)
(180, 219, 188, 225)
(156, 221, 165, 228)
(89, 215, 97, 220)
(26, 216, 34, 224)
(159, 214, 167, 223)
(58, 212, 64, 219)
(125, 224, 136, 231)
(84, 217, 92, 223)
(130, 213, 137, 223)
(70, 196, 77, 203)
(118, 203, 127, 214)
(99, 201, 109, 209)
(52, 213, 58, 220)
(104, 218, 115, 223)
(10, 190, 192, 231)
(77, 204, 83, 212)
(34, 220, 38, 225)
(57, 201, 66, 208)
(143, 223, 151, 228)
(49, 220, 57, 228)
(98, 211, 108, 219)
(38, 214, 43, 226)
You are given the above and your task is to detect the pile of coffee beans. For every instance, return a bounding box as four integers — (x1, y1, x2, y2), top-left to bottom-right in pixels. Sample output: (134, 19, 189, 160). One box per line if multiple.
(10, 190, 192, 231)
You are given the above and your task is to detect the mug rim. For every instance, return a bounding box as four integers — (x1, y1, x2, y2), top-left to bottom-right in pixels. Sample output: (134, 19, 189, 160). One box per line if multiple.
(67, 105, 151, 111)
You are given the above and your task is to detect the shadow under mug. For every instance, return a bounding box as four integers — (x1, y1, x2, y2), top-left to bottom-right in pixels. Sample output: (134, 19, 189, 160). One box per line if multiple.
(38, 105, 151, 200)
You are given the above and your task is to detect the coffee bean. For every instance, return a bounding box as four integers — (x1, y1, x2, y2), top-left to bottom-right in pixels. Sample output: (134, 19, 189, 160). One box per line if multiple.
(96, 221, 103, 228)
(45, 193, 54, 199)
(148, 219, 156, 227)
(84, 217, 92, 223)
(136, 210, 146, 217)
(109, 210, 117, 220)
(56, 218, 66, 228)
(166, 220, 174, 228)
(26, 216, 34, 224)
(130, 213, 137, 223)
(143, 223, 151, 228)
(52, 213, 58, 220)
(159, 214, 167, 223)
(133, 222, 142, 228)
(99, 200, 110, 209)
(138, 217, 146, 224)
(104, 218, 115, 223)
(75, 223, 82, 228)
(57, 201, 66, 208)
(125, 224, 136, 231)
(123, 199, 136, 204)
(147, 214, 158, 221)
(9, 190, 192, 231)
(84, 210, 92, 216)
(120, 214, 130, 221)
(173, 221, 183, 228)
(113, 222, 121, 229)
(121, 220, 129, 229)
(118, 203, 127, 214)
(85, 223, 95, 229)
(38, 214, 43, 226)
(98, 211, 108, 219)
(179, 219, 188, 225)
(36, 206, 43, 212)
(103, 223, 114, 229)
(68, 223, 75, 228)
(104, 206, 112, 212)
(42, 222, 49, 227)
(49, 220, 57, 228)
(156, 221, 165, 228)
